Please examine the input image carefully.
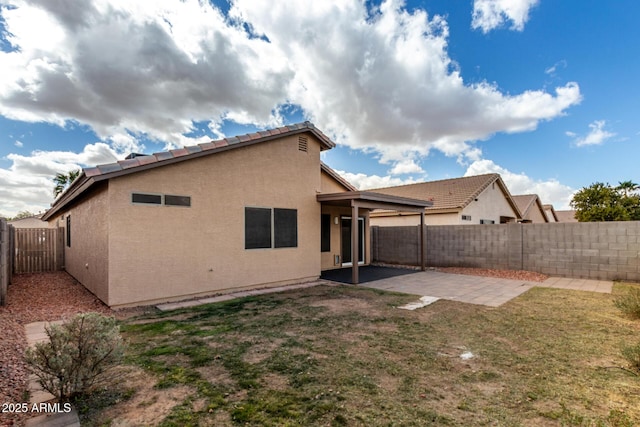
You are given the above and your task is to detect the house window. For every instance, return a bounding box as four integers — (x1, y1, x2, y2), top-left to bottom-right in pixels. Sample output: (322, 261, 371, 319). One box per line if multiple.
(132, 193, 162, 205)
(321, 214, 331, 252)
(165, 195, 191, 207)
(66, 215, 71, 247)
(461, 215, 472, 221)
(245, 207, 272, 249)
(245, 207, 299, 249)
(274, 208, 297, 248)
(480, 219, 495, 224)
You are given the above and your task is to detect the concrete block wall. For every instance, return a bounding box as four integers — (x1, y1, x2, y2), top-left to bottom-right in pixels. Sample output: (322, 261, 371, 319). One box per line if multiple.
(371, 221, 640, 282)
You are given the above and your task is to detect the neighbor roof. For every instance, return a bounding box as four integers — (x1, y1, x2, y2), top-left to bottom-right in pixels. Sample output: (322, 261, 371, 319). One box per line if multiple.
(555, 210, 578, 222)
(42, 122, 335, 221)
(543, 204, 559, 222)
(512, 194, 548, 222)
(370, 173, 522, 217)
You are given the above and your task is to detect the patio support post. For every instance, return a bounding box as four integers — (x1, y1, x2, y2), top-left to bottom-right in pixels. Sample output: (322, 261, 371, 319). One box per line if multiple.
(352, 203, 359, 285)
(420, 211, 425, 271)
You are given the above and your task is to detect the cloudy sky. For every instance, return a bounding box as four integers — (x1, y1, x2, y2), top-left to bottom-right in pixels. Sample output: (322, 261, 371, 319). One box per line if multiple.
(1, 0, 639, 217)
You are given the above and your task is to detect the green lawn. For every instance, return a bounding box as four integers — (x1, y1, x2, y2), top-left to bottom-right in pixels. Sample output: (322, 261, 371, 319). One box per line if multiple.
(80, 283, 640, 426)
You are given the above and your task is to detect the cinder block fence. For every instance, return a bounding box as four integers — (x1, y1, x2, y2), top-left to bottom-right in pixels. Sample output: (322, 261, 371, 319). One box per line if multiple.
(372, 221, 640, 282)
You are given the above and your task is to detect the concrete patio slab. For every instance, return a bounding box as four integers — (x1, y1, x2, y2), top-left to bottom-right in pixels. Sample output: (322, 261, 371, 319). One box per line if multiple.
(360, 270, 613, 307)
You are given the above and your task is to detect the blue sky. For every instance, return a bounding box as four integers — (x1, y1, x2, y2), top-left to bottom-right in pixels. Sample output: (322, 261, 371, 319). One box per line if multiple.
(1, 0, 638, 217)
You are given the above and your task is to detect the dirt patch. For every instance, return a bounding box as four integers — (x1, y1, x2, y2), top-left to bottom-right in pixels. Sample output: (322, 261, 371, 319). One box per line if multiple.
(97, 366, 193, 426)
(434, 267, 548, 282)
(309, 297, 377, 314)
(243, 338, 284, 364)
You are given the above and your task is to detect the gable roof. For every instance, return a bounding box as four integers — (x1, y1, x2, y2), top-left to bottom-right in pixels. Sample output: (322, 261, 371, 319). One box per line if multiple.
(320, 163, 357, 191)
(543, 204, 559, 222)
(369, 173, 521, 217)
(42, 122, 335, 221)
(512, 194, 549, 222)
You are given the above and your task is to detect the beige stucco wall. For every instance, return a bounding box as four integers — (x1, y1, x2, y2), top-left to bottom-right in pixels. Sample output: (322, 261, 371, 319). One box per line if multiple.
(105, 135, 324, 307)
(54, 184, 110, 303)
(459, 183, 517, 223)
(523, 204, 548, 223)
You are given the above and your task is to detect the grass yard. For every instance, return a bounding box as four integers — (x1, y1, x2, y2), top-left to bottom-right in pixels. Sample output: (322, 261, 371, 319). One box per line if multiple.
(78, 283, 640, 426)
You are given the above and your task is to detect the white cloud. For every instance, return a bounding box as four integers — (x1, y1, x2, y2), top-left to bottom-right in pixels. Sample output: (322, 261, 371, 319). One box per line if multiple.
(388, 158, 424, 175)
(465, 159, 575, 209)
(334, 170, 421, 190)
(0, 143, 118, 216)
(0, 0, 581, 166)
(472, 0, 539, 33)
(545, 60, 567, 76)
(14, 140, 23, 147)
(571, 120, 616, 147)
(0, 0, 583, 215)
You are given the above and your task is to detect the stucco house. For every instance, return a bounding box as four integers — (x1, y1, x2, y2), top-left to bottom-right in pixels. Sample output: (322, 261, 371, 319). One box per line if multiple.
(8, 214, 54, 229)
(369, 174, 522, 226)
(543, 204, 559, 222)
(512, 194, 549, 223)
(42, 122, 429, 307)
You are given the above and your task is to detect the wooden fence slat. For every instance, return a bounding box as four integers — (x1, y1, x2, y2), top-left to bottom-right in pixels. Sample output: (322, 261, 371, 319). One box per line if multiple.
(13, 228, 61, 274)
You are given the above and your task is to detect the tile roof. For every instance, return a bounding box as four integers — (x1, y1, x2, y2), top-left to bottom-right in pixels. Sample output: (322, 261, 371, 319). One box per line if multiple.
(555, 210, 578, 222)
(370, 173, 520, 215)
(512, 194, 548, 222)
(83, 121, 334, 180)
(43, 122, 335, 220)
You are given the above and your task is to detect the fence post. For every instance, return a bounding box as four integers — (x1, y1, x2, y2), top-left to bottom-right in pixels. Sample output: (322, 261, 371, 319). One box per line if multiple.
(0, 219, 9, 306)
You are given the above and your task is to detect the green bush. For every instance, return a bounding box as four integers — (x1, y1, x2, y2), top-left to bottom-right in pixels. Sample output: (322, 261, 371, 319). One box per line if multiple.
(25, 312, 125, 401)
(614, 287, 640, 319)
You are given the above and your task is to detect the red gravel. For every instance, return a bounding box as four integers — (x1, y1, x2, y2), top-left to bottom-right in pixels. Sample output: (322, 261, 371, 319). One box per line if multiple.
(0, 272, 112, 426)
(434, 267, 549, 282)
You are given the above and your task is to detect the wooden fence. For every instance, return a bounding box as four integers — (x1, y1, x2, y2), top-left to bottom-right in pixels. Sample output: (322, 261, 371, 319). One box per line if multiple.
(0, 219, 15, 306)
(13, 228, 64, 274)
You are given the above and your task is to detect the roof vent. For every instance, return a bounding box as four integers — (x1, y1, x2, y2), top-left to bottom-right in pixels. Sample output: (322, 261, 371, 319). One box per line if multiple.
(298, 136, 308, 152)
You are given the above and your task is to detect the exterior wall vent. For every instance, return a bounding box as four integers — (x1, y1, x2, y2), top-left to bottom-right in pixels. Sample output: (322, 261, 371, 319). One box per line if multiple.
(298, 136, 308, 152)
(461, 215, 472, 221)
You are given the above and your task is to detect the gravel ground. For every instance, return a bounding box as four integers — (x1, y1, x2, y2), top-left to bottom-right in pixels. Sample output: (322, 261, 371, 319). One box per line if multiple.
(434, 267, 549, 282)
(0, 272, 112, 426)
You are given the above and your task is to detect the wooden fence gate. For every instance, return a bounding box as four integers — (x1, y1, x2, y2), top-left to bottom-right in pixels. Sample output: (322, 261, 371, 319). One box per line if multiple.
(14, 228, 64, 274)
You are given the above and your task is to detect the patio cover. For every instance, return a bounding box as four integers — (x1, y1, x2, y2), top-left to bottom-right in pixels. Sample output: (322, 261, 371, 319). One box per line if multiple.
(317, 191, 433, 284)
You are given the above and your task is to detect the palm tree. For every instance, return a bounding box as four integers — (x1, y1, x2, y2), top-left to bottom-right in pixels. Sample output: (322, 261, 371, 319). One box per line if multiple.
(617, 180, 640, 197)
(53, 169, 81, 197)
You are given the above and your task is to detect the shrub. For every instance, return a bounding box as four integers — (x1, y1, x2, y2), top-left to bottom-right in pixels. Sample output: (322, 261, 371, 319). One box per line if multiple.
(614, 287, 640, 319)
(25, 312, 125, 401)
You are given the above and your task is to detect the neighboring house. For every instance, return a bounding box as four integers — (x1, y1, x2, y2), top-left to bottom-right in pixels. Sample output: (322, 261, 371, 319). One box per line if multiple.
(42, 122, 430, 307)
(8, 214, 54, 228)
(369, 174, 522, 226)
(555, 210, 578, 222)
(543, 204, 559, 223)
(512, 194, 549, 223)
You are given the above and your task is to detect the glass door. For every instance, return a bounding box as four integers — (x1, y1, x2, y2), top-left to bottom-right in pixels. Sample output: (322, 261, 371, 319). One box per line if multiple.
(340, 217, 364, 266)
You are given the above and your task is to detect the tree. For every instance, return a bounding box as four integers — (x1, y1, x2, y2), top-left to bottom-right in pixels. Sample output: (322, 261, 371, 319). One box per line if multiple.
(617, 180, 640, 197)
(571, 181, 640, 222)
(53, 169, 81, 197)
(12, 210, 36, 220)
